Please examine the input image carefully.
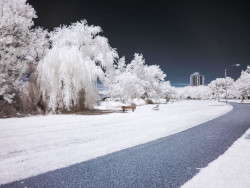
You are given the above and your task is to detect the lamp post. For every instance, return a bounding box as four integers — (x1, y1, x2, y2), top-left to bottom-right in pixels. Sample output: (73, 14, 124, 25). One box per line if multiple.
(225, 64, 240, 104)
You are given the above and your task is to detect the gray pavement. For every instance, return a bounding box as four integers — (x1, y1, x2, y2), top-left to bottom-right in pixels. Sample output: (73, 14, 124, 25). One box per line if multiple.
(1, 102, 250, 188)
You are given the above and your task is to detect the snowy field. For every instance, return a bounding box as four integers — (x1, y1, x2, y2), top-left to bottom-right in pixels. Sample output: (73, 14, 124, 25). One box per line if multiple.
(0, 100, 232, 184)
(220, 99, 250, 104)
(183, 128, 250, 188)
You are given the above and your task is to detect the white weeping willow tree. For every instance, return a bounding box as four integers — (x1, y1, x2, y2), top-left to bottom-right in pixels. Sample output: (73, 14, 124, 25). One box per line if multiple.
(38, 20, 118, 112)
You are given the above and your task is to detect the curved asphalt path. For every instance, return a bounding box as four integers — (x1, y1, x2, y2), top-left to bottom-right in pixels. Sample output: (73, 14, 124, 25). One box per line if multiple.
(2, 102, 250, 188)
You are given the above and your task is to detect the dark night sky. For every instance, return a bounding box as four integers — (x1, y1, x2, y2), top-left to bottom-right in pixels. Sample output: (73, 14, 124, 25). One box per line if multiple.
(28, 0, 250, 86)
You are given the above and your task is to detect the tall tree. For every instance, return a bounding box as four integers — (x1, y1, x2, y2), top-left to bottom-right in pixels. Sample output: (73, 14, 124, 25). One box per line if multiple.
(0, 0, 48, 104)
(235, 66, 250, 101)
(105, 53, 170, 102)
(208, 77, 234, 100)
(37, 20, 118, 112)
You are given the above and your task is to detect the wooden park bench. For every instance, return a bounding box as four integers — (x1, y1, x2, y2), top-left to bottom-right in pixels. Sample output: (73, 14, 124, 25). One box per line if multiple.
(121, 106, 136, 112)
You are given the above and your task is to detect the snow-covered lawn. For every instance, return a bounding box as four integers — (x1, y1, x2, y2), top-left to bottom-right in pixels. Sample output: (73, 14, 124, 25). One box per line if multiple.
(0, 100, 232, 184)
(182, 128, 250, 188)
(220, 99, 250, 104)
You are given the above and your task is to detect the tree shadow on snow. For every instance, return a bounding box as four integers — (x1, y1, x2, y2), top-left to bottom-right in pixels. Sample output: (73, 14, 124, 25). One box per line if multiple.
(68, 109, 124, 116)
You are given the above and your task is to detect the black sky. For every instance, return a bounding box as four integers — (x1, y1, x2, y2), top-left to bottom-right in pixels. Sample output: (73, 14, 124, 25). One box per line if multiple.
(28, 0, 250, 86)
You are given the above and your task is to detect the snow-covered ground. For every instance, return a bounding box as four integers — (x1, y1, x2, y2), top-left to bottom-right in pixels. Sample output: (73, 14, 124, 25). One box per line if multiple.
(220, 99, 250, 104)
(0, 100, 232, 184)
(182, 128, 250, 188)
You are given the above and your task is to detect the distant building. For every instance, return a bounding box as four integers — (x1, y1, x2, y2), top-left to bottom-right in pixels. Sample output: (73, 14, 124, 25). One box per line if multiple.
(190, 72, 205, 86)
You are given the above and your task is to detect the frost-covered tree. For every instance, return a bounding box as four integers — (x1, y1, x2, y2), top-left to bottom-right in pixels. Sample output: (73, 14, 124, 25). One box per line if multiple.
(142, 64, 166, 99)
(110, 71, 145, 100)
(103, 56, 126, 90)
(38, 20, 118, 112)
(105, 56, 145, 100)
(177, 86, 212, 100)
(123, 53, 167, 100)
(0, 0, 48, 114)
(105, 53, 170, 102)
(208, 77, 234, 100)
(160, 81, 176, 100)
(235, 66, 250, 101)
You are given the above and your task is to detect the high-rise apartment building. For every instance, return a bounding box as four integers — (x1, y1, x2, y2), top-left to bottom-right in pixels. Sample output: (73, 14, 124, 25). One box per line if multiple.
(190, 72, 205, 86)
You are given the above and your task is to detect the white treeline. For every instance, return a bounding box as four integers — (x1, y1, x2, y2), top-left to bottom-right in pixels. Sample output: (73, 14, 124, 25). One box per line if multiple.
(0, 0, 249, 117)
(0, 0, 174, 116)
(177, 86, 212, 100)
(104, 54, 175, 103)
(177, 67, 250, 101)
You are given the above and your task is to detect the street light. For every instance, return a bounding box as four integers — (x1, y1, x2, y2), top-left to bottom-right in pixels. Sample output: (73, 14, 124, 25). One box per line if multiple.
(225, 64, 240, 104)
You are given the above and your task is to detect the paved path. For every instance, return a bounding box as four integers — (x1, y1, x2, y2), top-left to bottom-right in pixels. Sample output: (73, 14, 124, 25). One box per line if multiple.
(2, 103, 250, 188)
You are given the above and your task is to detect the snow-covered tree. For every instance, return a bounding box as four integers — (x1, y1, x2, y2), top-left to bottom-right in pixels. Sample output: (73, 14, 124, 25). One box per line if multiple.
(105, 53, 170, 102)
(235, 66, 250, 101)
(160, 81, 176, 100)
(110, 71, 145, 100)
(142, 64, 166, 99)
(105, 56, 145, 100)
(177, 86, 212, 100)
(0, 0, 48, 105)
(37, 20, 118, 112)
(208, 77, 234, 100)
(103, 56, 126, 91)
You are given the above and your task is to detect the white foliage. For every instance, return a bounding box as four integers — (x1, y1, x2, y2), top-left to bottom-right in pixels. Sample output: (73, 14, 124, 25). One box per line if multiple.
(105, 53, 171, 101)
(0, 0, 48, 103)
(160, 81, 177, 99)
(235, 66, 250, 100)
(112, 72, 145, 99)
(117, 57, 126, 73)
(0, 0, 36, 30)
(38, 20, 118, 112)
(143, 65, 167, 98)
(177, 86, 212, 100)
(208, 77, 234, 99)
